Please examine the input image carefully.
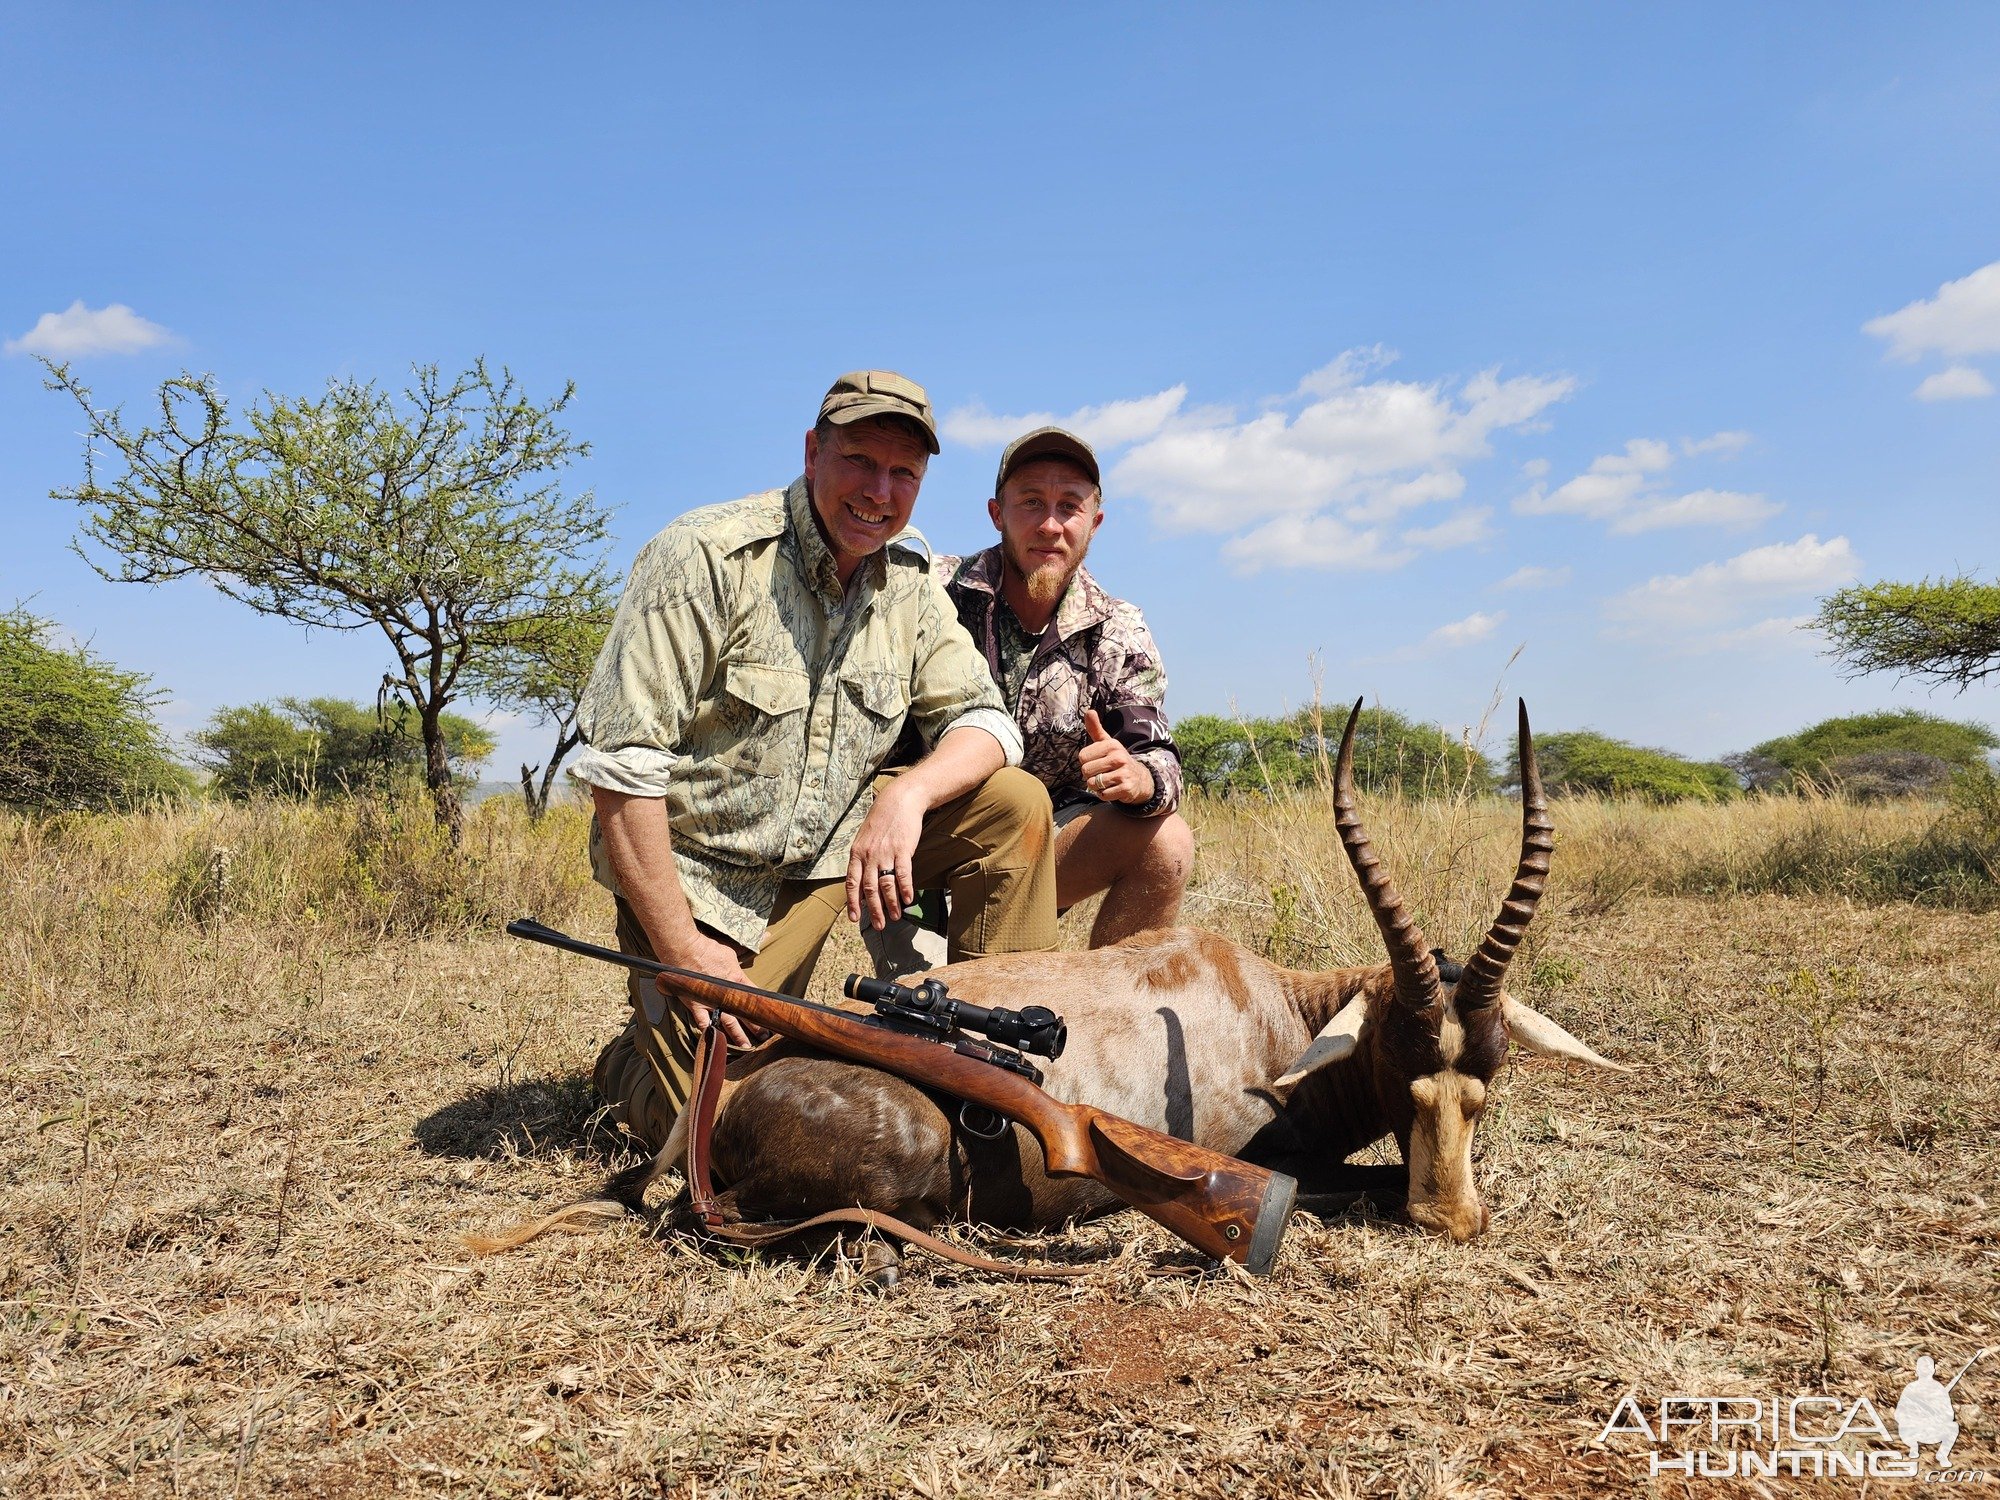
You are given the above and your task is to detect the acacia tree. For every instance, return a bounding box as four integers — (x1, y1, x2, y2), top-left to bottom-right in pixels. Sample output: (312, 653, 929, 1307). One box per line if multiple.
(46, 360, 611, 840)
(466, 601, 612, 819)
(195, 696, 496, 799)
(1818, 576, 2000, 691)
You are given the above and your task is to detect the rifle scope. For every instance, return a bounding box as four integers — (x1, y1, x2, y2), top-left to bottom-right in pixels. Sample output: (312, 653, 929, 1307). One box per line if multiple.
(844, 974, 1068, 1060)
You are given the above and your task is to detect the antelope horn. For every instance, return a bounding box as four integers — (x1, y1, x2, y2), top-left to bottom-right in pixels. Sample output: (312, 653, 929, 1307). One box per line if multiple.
(1457, 699, 1552, 1013)
(1332, 697, 1441, 1012)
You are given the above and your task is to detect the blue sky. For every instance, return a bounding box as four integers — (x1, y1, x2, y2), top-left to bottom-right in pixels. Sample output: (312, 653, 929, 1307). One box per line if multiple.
(5, 4, 1998, 777)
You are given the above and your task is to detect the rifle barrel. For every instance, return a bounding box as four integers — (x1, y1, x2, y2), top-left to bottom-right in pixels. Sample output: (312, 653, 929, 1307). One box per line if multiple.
(506, 917, 859, 1024)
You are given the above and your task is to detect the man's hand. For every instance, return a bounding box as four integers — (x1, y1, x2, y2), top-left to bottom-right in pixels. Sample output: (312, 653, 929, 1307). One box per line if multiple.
(652, 929, 758, 1049)
(1078, 708, 1155, 805)
(846, 774, 927, 930)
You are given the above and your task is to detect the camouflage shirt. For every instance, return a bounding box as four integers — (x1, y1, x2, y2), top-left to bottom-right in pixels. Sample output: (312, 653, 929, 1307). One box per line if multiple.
(570, 479, 1021, 948)
(939, 548, 1182, 819)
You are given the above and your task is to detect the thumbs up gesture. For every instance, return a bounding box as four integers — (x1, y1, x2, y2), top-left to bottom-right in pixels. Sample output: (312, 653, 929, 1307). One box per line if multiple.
(1077, 708, 1155, 806)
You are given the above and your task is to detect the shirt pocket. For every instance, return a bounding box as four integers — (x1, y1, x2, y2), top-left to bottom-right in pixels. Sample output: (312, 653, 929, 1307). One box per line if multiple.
(840, 669, 910, 780)
(716, 662, 810, 776)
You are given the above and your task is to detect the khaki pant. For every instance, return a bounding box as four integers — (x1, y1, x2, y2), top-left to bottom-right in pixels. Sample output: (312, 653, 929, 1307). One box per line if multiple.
(859, 797, 1097, 978)
(592, 766, 1056, 1151)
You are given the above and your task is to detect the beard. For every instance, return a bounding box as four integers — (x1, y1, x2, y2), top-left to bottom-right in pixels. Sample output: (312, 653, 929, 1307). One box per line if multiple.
(1002, 532, 1091, 613)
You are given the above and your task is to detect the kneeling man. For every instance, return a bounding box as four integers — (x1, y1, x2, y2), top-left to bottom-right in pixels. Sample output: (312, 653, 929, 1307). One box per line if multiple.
(569, 372, 1058, 1150)
(941, 426, 1191, 947)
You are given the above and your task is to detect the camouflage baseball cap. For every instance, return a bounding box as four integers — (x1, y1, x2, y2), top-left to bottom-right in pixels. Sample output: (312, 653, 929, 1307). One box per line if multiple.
(817, 370, 940, 454)
(995, 426, 1100, 495)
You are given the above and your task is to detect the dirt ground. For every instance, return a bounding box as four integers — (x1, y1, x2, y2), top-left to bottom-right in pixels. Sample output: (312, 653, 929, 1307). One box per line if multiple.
(4, 872, 1998, 1495)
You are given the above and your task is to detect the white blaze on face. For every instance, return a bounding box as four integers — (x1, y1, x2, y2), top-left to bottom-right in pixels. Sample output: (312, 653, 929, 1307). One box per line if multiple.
(1404, 1000, 1489, 1242)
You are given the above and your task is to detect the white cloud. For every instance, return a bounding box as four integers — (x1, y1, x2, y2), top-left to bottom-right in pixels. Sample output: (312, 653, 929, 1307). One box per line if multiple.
(1289, 345, 1399, 398)
(1400, 506, 1494, 550)
(4, 300, 177, 357)
(1602, 437, 1675, 475)
(1110, 358, 1573, 538)
(1428, 610, 1505, 649)
(1517, 438, 1675, 522)
(1629, 614, 1821, 658)
(944, 352, 1573, 574)
(1518, 433, 1776, 533)
(1349, 468, 1466, 522)
(1683, 430, 1752, 458)
(1913, 365, 1995, 402)
(1520, 457, 1551, 478)
(1694, 615, 1821, 655)
(1219, 514, 1413, 575)
(1864, 259, 2000, 362)
(1609, 488, 1782, 534)
(940, 386, 1187, 450)
(1494, 564, 1572, 592)
(1605, 534, 1859, 633)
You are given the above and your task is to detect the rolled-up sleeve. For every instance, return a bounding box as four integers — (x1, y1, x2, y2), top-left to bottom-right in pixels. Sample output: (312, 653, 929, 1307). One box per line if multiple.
(907, 575, 1021, 766)
(567, 743, 682, 797)
(569, 527, 725, 799)
(938, 705, 1023, 765)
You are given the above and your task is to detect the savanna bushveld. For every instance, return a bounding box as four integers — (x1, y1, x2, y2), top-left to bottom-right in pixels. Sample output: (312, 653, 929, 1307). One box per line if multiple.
(6, 725, 2000, 1495)
(6, 362, 2000, 1494)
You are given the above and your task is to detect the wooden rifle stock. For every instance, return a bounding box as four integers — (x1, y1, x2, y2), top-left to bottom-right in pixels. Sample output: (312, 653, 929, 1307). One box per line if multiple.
(507, 919, 1296, 1273)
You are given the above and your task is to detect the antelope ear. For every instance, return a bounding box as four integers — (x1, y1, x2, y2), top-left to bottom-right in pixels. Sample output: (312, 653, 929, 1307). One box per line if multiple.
(1502, 996, 1628, 1071)
(1271, 995, 1369, 1094)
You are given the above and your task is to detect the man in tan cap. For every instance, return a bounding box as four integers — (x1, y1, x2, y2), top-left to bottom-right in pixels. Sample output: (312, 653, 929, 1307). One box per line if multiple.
(569, 372, 1058, 1150)
(867, 425, 1190, 968)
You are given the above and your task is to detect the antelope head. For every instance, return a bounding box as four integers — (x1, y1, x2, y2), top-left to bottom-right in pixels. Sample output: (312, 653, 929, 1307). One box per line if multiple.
(1276, 698, 1624, 1241)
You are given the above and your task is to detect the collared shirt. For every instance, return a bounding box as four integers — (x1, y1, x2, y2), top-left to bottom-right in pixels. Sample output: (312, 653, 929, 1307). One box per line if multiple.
(939, 547, 1183, 819)
(570, 478, 1021, 948)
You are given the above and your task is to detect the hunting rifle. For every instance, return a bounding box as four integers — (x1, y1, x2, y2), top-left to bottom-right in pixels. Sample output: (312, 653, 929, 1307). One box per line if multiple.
(506, 918, 1297, 1274)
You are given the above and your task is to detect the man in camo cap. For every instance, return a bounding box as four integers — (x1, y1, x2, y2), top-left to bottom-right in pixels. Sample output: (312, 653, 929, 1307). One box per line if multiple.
(569, 372, 1058, 1150)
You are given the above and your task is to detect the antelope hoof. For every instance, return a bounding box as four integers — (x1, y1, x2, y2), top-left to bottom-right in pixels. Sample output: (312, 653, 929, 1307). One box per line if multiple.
(846, 1235, 904, 1294)
(836, 1240, 908, 1296)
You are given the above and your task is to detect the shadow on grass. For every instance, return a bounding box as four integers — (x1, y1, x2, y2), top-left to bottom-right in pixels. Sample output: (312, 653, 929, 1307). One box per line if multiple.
(1281, 1162, 1410, 1225)
(412, 1072, 624, 1161)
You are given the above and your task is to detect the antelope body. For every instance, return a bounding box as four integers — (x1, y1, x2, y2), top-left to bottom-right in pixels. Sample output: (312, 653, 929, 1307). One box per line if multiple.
(477, 701, 1622, 1274)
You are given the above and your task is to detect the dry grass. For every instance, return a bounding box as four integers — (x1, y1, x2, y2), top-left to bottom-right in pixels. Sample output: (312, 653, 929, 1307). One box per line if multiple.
(3, 792, 1997, 1496)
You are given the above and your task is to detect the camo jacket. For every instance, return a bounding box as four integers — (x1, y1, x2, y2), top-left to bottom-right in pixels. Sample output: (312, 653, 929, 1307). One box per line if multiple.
(938, 547, 1182, 819)
(569, 478, 1020, 948)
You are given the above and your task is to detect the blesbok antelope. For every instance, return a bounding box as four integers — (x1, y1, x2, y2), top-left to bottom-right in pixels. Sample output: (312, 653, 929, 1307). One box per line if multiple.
(477, 699, 1621, 1276)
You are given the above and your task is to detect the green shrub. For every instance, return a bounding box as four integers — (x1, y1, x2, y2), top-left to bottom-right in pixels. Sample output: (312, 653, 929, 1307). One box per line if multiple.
(1751, 710, 1998, 792)
(0, 606, 192, 812)
(1178, 714, 1304, 796)
(1519, 730, 1738, 803)
(1178, 704, 1493, 798)
(1944, 762, 2000, 881)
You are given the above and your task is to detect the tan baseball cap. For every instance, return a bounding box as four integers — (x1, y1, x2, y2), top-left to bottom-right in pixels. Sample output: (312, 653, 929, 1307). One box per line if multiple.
(817, 370, 940, 454)
(995, 426, 1100, 495)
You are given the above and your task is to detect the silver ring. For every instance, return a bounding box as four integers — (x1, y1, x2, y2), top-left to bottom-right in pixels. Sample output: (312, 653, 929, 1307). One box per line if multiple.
(876, 869, 896, 879)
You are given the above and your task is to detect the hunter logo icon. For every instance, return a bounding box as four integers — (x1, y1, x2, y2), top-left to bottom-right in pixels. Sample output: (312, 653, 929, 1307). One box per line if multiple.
(1898, 1349, 1989, 1465)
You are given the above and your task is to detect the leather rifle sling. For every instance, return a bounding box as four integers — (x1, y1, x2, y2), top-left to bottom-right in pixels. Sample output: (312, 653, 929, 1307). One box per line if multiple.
(683, 1023, 729, 1229)
(696, 1204, 1106, 1280)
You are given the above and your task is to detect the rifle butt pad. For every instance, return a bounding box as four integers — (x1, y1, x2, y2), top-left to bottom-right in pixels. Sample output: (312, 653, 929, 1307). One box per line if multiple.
(1245, 1168, 1297, 1275)
(1087, 1113, 1298, 1274)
